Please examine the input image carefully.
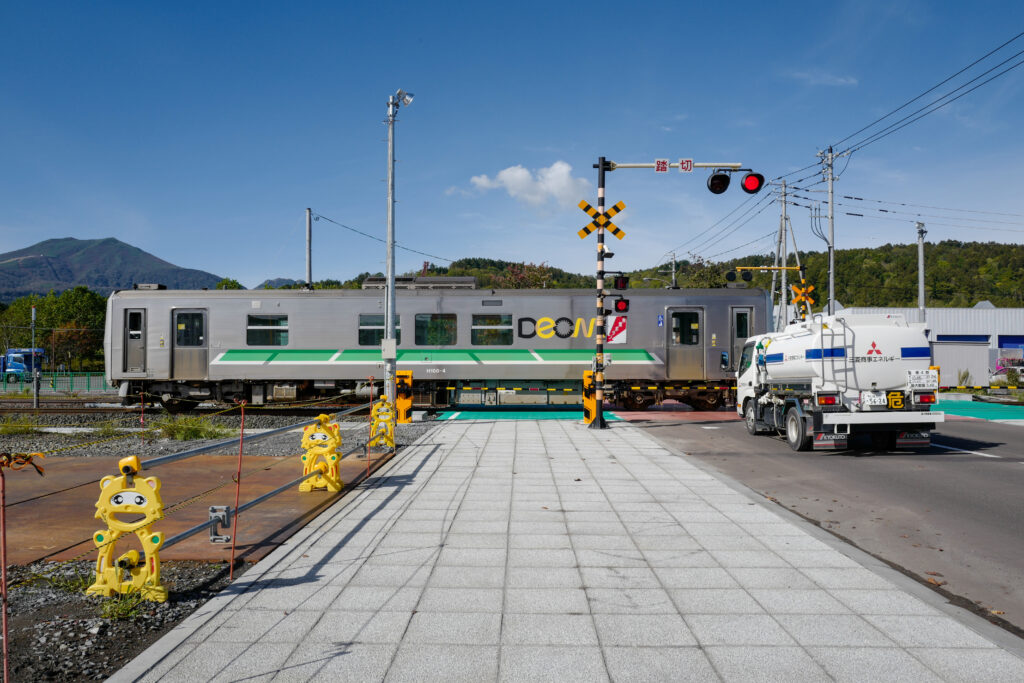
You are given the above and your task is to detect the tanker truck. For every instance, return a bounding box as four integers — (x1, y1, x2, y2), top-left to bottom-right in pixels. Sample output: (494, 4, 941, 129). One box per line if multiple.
(736, 313, 944, 451)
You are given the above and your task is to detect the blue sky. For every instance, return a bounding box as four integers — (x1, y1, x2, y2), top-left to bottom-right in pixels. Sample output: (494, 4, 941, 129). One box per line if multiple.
(3, 1, 1023, 287)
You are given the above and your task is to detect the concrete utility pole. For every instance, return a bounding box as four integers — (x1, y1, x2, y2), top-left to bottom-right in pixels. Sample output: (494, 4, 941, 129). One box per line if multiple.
(917, 221, 927, 323)
(305, 208, 312, 287)
(31, 305, 38, 408)
(823, 147, 836, 315)
(384, 89, 414, 404)
(781, 181, 789, 328)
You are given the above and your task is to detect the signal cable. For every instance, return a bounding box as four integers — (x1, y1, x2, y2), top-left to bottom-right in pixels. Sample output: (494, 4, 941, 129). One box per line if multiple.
(839, 195, 1024, 218)
(839, 212, 1024, 233)
(312, 212, 455, 263)
(831, 30, 1024, 149)
(661, 192, 760, 259)
(695, 198, 778, 259)
(688, 193, 777, 254)
(830, 200, 1024, 227)
(706, 230, 778, 259)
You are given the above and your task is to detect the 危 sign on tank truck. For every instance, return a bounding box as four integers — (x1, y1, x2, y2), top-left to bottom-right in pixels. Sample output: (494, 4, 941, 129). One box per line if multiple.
(737, 313, 944, 451)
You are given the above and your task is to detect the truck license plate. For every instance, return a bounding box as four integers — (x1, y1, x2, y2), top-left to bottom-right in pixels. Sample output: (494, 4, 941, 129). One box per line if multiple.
(861, 391, 887, 406)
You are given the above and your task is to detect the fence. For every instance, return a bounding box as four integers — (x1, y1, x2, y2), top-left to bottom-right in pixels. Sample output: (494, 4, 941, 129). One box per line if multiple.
(0, 372, 114, 395)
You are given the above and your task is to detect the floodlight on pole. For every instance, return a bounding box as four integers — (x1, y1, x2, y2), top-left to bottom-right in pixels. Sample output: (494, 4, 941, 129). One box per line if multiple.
(384, 88, 414, 405)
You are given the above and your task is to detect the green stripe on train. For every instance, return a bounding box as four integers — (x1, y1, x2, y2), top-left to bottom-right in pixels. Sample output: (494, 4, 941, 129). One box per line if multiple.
(215, 348, 657, 363)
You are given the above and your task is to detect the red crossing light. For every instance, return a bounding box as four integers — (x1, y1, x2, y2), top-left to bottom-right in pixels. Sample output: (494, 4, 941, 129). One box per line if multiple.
(741, 172, 765, 194)
(613, 298, 630, 313)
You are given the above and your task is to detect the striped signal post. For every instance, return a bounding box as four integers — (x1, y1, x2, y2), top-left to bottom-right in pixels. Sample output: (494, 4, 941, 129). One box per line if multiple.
(580, 157, 627, 429)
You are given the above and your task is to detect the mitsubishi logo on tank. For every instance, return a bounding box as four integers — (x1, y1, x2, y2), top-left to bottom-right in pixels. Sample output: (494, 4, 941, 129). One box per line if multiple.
(852, 340, 895, 363)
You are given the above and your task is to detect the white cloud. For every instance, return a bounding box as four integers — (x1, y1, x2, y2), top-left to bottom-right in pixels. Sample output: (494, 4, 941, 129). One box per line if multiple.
(786, 69, 858, 87)
(470, 160, 590, 208)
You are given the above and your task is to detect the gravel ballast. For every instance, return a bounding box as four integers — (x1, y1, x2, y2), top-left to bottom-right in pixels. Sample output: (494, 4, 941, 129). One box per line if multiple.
(0, 410, 438, 681)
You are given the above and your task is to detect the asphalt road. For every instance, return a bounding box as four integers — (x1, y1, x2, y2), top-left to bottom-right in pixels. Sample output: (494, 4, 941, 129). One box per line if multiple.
(630, 412, 1024, 634)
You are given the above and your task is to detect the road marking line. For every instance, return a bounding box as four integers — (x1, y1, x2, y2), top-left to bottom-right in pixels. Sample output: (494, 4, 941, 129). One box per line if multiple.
(700, 426, 720, 430)
(932, 443, 1002, 459)
(447, 412, 461, 421)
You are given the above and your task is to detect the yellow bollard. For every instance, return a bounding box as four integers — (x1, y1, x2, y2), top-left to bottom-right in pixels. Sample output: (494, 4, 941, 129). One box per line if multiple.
(582, 371, 596, 424)
(368, 397, 396, 451)
(395, 371, 413, 424)
(86, 455, 168, 602)
(299, 414, 344, 493)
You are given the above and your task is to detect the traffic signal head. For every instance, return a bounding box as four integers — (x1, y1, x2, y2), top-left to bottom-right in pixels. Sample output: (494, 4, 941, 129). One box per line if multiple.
(742, 270, 753, 281)
(741, 172, 765, 194)
(707, 173, 731, 194)
(725, 271, 737, 281)
(613, 275, 630, 290)
(613, 297, 630, 313)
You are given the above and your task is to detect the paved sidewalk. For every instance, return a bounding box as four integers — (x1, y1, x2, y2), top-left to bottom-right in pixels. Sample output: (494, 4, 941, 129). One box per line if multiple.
(114, 419, 1024, 682)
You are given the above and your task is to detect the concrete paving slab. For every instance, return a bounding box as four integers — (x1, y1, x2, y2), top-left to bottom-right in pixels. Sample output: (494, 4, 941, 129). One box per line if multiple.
(111, 419, 1024, 682)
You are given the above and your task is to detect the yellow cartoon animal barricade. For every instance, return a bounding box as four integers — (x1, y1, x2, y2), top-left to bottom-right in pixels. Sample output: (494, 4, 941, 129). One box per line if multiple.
(86, 455, 168, 602)
(368, 397, 396, 450)
(300, 414, 344, 492)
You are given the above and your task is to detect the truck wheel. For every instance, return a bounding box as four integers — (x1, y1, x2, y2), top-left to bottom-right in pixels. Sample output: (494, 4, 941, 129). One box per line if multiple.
(744, 400, 763, 435)
(785, 407, 811, 451)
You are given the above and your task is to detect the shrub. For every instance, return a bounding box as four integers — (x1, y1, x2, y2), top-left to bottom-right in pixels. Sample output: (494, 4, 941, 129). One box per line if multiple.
(0, 416, 41, 435)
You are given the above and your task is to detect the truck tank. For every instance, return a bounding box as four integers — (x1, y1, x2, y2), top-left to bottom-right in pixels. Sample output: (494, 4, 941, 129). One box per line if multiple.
(760, 314, 932, 392)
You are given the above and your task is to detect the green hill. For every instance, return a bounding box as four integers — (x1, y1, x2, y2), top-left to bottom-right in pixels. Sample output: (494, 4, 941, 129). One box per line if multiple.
(0, 237, 223, 302)
(414, 241, 1024, 308)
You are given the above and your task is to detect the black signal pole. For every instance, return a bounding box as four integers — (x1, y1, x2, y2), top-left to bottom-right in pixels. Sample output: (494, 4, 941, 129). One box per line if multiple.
(590, 157, 612, 429)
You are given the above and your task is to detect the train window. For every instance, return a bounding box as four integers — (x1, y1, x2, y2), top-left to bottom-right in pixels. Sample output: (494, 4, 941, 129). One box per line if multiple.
(176, 312, 205, 347)
(358, 315, 401, 346)
(127, 311, 143, 340)
(415, 314, 457, 346)
(671, 312, 700, 345)
(471, 314, 513, 345)
(247, 315, 289, 346)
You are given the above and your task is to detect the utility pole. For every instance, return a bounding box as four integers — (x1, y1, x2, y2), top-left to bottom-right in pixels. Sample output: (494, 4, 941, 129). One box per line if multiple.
(383, 89, 413, 403)
(31, 305, 38, 408)
(769, 201, 783, 331)
(781, 183, 789, 328)
(658, 252, 678, 288)
(305, 208, 312, 288)
(817, 146, 837, 315)
(916, 221, 927, 323)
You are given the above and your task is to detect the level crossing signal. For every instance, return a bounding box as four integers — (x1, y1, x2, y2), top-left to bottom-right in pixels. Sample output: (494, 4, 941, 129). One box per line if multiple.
(613, 297, 630, 313)
(613, 275, 630, 290)
(791, 283, 815, 305)
(707, 171, 765, 195)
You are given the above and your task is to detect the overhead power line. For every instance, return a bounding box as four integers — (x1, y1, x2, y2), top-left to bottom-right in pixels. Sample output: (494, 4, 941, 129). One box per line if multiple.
(841, 47, 1024, 154)
(831, 30, 1024, 148)
(840, 195, 1024, 218)
(312, 212, 454, 263)
(706, 230, 777, 259)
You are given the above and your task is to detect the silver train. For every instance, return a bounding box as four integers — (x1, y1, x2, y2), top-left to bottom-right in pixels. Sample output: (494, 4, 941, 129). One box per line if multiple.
(104, 286, 769, 411)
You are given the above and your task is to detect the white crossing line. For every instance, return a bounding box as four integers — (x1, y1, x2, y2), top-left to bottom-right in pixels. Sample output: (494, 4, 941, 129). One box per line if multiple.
(447, 412, 461, 421)
(931, 443, 1002, 459)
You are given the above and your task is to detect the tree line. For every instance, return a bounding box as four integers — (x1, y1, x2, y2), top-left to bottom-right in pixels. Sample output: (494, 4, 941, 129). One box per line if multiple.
(2, 241, 1020, 368)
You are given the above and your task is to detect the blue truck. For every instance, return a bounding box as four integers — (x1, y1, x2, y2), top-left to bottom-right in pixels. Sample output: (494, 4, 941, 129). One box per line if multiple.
(1, 348, 46, 381)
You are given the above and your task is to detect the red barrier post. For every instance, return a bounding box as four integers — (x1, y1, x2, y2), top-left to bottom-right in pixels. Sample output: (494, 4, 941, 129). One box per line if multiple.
(229, 402, 246, 580)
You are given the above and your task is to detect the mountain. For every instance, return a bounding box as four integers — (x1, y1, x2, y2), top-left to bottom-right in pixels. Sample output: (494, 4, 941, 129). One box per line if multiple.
(0, 237, 223, 302)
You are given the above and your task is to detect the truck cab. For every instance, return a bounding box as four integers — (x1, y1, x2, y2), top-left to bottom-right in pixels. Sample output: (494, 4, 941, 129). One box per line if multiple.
(2, 348, 45, 381)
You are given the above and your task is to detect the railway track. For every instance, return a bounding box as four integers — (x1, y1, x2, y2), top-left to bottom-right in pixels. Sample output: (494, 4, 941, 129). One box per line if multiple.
(0, 400, 375, 417)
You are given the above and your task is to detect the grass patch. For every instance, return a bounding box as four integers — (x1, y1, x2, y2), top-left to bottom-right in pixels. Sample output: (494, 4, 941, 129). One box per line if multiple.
(0, 415, 42, 435)
(152, 414, 232, 441)
(94, 420, 122, 438)
(39, 568, 95, 593)
(100, 591, 147, 620)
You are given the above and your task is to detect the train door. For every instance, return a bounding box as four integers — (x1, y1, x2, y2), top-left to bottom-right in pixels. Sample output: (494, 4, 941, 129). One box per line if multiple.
(729, 306, 753, 371)
(666, 308, 704, 380)
(123, 309, 147, 372)
(171, 309, 208, 379)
